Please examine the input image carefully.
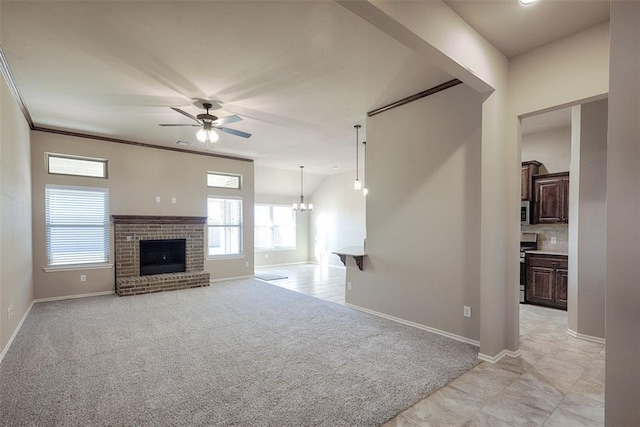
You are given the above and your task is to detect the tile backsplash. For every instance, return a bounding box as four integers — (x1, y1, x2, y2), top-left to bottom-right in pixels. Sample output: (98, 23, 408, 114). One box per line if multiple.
(521, 223, 568, 252)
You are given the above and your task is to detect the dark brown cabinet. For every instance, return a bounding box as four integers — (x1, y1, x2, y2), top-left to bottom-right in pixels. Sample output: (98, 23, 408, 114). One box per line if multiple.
(521, 161, 542, 201)
(525, 252, 568, 310)
(533, 172, 569, 224)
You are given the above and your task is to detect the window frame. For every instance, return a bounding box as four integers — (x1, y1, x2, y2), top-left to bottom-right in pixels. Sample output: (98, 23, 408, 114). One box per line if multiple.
(206, 171, 242, 190)
(44, 184, 110, 269)
(206, 196, 244, 259)
(46, 153, 108, 179)
(254, 203, 297, 251)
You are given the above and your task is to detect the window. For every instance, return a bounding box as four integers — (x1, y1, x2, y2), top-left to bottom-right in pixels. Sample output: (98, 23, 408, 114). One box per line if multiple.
(45, 185, 109, 266)
(47, 153, 107, 178)
(207, 197, 243, 256)
(255, 204, 296, 250)
(207, 172, 242, 189)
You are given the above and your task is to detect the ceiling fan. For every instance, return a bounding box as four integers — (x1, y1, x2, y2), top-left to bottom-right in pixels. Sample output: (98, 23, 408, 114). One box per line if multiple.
(159, 101, 251, 144)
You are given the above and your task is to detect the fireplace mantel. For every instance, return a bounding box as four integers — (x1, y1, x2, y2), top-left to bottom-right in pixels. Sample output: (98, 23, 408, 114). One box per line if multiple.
(112, 215, 207, 225)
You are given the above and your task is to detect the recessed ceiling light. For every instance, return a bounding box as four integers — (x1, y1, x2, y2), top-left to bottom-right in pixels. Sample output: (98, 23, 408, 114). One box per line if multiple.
(333, 166, 341, 170)
(518, 0, 538, 5)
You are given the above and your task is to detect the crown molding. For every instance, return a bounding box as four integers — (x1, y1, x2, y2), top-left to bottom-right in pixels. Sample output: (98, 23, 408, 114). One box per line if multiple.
(0, 43, 35, 129)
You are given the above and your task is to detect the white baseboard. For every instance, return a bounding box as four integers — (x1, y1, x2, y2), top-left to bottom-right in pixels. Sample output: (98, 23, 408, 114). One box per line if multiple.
(566, 328, 605, 345)
(345, 303, 480, 347)
(34, 290, 114, 303)
(478, 349, 522, 364)
(0, 300, 35, 364)
(210, 275, 254, 283)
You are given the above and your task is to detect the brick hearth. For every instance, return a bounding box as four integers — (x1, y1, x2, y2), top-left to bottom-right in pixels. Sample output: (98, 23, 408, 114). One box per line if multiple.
(112, 215, 210, 296)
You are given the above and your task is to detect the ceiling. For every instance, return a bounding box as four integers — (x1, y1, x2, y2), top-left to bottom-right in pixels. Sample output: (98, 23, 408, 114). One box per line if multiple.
(444, 0, 610, 58)
(0, 1, 610, 176)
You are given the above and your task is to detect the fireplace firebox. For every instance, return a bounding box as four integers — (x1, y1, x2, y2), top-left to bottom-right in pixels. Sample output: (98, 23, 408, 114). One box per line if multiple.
(140, 239, 186, 276)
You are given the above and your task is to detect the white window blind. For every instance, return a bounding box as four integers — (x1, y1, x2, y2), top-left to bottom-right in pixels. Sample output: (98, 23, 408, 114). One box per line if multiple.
(255, 204, 296, 250)
(45, 185, 110, 266)
(207, 197, 243, 256)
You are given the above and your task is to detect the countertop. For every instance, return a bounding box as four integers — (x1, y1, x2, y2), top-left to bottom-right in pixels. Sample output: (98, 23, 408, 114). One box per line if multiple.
(524, 250, 568, 257)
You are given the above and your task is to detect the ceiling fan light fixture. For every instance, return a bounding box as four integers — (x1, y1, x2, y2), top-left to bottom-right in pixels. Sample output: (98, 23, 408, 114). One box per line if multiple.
(196, 126, 219, 144)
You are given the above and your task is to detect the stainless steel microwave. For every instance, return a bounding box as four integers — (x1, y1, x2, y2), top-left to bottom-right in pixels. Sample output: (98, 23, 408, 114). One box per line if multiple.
(521, 201, 531, 225)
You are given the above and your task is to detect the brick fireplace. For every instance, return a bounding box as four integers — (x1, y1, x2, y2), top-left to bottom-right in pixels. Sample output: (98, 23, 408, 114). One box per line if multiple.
(112, 215, 210, 296)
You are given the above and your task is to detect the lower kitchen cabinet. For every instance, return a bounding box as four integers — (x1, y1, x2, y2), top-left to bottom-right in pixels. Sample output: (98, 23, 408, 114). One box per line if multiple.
(525, 252, 568, 310)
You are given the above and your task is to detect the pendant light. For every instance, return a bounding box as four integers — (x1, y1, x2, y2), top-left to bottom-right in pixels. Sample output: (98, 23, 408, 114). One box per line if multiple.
(293, 166, 313, 212)
(362, 141, 369, 196)
(353, 125, 362, 190)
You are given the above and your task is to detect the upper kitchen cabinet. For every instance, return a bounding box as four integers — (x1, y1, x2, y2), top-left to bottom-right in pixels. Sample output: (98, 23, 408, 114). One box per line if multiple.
(521, 161, 542, 201)
(533, 172, 569, 223)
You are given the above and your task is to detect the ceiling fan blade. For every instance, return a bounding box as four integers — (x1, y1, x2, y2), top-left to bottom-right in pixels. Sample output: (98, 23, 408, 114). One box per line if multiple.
(159, 123, 200, 127)
(170, 107, 199, 122)
(213, 115, 242, 126)
(216, 127, 251, 138)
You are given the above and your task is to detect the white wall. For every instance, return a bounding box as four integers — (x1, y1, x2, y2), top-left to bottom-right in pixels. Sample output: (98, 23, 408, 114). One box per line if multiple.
(254, 194, 310, 267)
(0, 74, 33, 356)
(30, 131, 254, 299)
(521, 126, 571, 174)
(348, 83, 482, 342)
(606, 2, 640, 423)
(309, 171, 366, 267)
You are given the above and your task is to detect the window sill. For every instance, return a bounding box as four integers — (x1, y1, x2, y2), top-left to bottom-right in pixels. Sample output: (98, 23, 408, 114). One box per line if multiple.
(43, 263, 113, 272)
(255, 247, 297, 252)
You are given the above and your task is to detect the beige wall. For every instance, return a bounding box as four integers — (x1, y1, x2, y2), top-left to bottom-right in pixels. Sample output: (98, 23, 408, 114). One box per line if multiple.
(521, 126, 571, 174)
(0, 74, 33, 355)
(254, 194, 310, 267)
(309, 171, 366, 267)
(348, 83, 482, 342)
(567, 100, 607, 340)
(606, 2, 640, 423)
(30, 132, 254, 299)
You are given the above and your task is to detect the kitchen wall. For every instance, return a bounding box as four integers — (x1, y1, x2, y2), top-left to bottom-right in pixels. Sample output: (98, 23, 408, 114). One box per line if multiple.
(30, 132, 254, 299)
(521, 223, 568, 252)
(521, 122, 571, 251)
(349, 82, 482, 343)
(309, 171, 366, 267)
(521, 125, 571, 173)
(254, 194, 310, 267)
(0, 74, 33, 357)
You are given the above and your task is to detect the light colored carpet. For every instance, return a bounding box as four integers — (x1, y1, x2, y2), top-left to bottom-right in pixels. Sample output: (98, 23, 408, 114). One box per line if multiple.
(0, 278, 479, 426)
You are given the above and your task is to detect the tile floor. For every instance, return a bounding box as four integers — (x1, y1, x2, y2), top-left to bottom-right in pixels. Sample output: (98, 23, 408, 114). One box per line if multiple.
(256, 263, 605, 426)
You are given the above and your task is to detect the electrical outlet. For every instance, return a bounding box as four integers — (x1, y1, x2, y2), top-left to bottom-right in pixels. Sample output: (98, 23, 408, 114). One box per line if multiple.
(126, 236, 132, 242)
(245, 261, 249, 267)
(80, 274, 86, 282)
(464, 306, 471, 318)
(551, 236, 557, 244)
(171, 197, 177, 204)
(155, 196, 161, 203)
(265, 254, 269, 259)
(347, 282, 352, 291)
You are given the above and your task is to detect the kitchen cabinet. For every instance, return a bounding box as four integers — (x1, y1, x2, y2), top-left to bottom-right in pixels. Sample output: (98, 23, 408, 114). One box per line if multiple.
(521, 161, 542, 201)
(525, 252, 568, 310)
(533, 171, 569, 223)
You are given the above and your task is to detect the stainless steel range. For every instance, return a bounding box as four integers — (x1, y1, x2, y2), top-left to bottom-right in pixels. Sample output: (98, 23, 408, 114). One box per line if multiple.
(520, 232, 538, 303)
